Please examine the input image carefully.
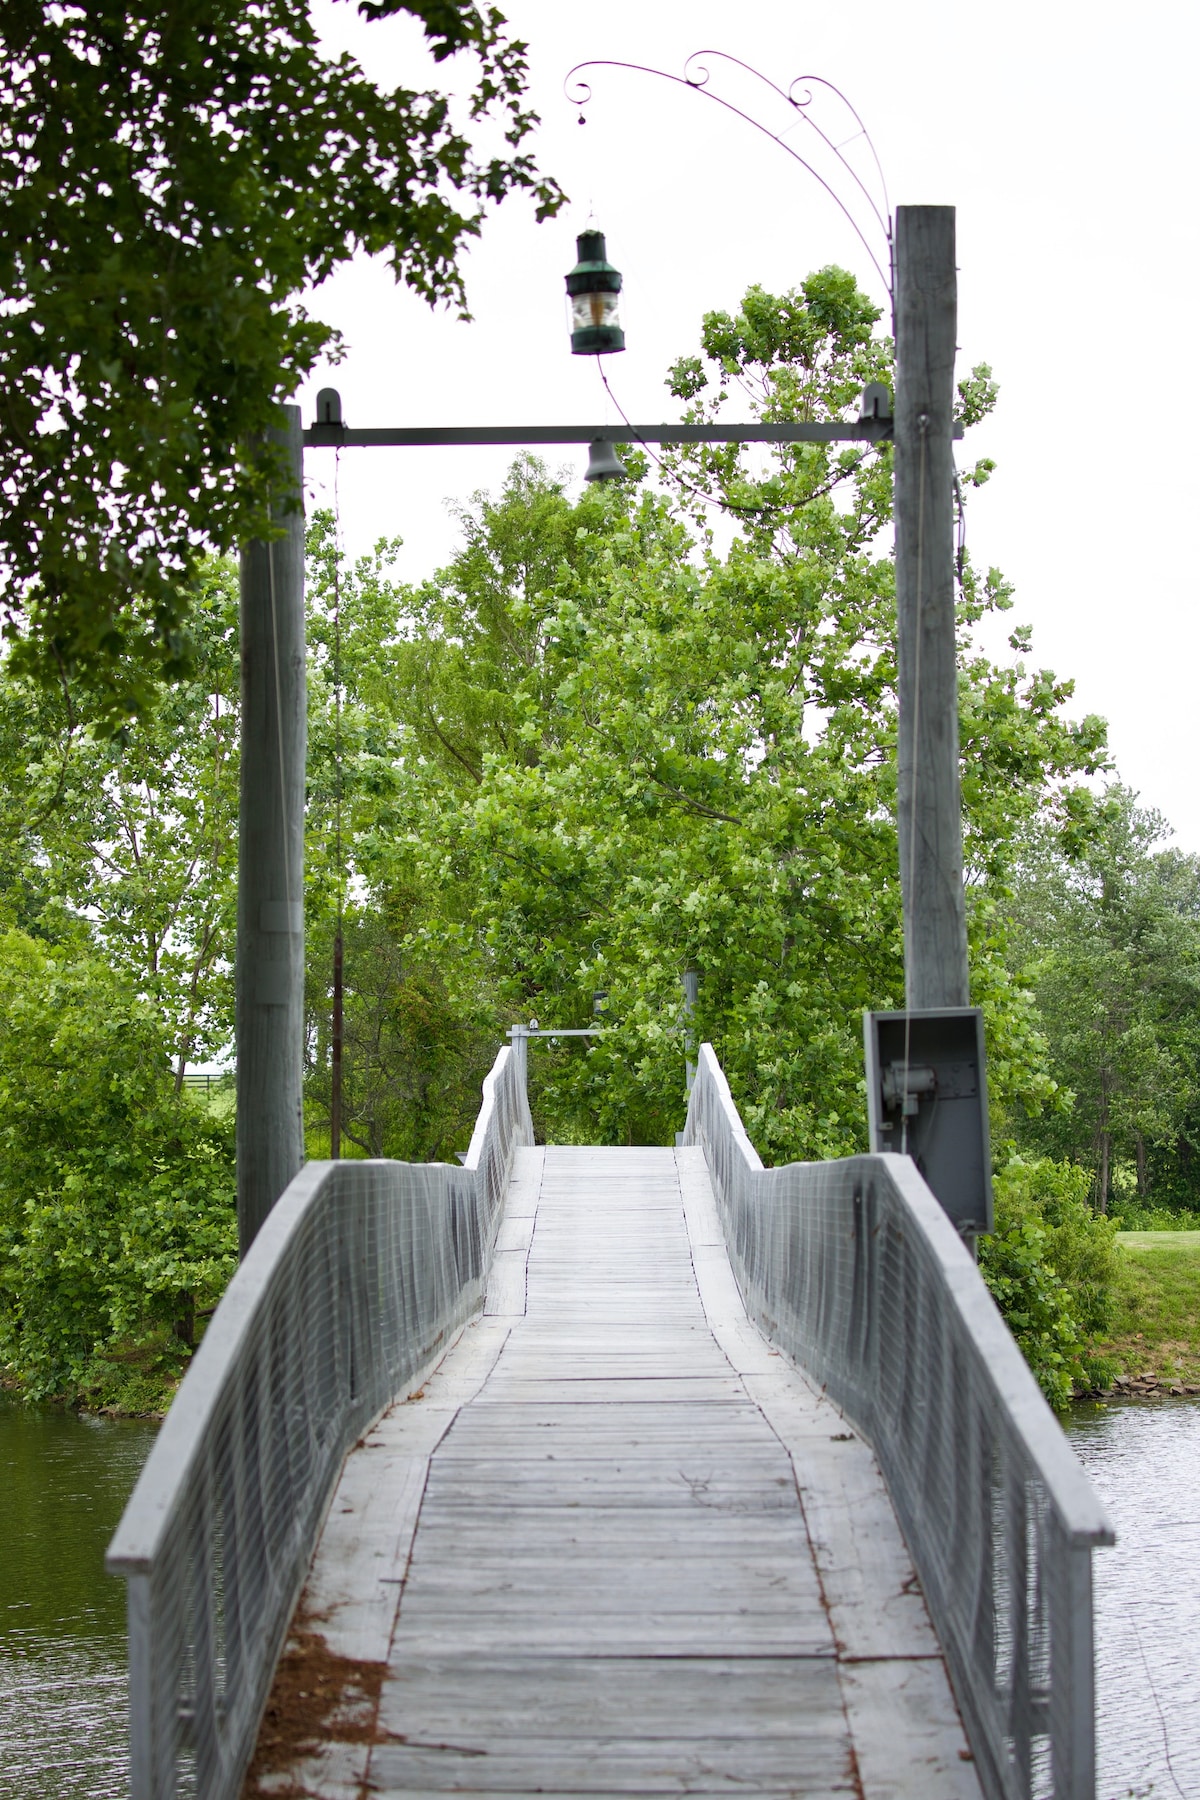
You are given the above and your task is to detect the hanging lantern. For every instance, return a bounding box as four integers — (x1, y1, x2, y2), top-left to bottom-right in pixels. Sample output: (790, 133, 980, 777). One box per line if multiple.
(565, 229, 625, 356)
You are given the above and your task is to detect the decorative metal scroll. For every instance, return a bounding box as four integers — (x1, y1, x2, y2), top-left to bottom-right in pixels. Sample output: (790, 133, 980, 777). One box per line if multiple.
(565, 49, 893, 299)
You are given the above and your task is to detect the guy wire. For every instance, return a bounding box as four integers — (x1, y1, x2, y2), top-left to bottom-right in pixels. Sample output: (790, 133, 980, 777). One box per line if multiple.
(900, 413, 928, 1155)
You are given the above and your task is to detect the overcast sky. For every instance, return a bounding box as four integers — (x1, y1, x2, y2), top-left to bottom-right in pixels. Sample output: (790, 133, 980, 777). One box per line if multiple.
(300, 0, 1200, 848)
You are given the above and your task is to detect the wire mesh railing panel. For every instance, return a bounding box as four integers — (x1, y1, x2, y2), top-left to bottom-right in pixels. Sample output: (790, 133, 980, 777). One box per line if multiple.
(107, 1045, 532, 1800)
(683, 1043, 1112, 1800)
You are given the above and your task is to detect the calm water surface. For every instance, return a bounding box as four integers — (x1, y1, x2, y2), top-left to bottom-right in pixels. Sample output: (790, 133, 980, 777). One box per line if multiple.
(0, 1394, 157, 1797)
(1068, 1397, 1200, 1800)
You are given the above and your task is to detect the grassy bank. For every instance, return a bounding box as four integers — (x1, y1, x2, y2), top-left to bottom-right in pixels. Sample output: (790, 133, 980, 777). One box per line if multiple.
(1098, 1232, 1200, 1392)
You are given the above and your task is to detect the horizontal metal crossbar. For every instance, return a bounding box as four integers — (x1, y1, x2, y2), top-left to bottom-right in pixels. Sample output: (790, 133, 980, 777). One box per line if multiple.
(506, 1026, 604, 1038)
(300, 419, 956, 449)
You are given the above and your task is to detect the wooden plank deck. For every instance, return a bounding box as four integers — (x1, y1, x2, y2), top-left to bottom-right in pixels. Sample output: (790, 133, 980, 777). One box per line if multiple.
(245, 1146, 983, 1800)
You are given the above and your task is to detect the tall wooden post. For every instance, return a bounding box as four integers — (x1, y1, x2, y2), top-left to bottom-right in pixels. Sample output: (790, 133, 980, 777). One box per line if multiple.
(894, 207, 970, 1011)
(330, 929, 343, 1159)
(236, 404, 307, 1255)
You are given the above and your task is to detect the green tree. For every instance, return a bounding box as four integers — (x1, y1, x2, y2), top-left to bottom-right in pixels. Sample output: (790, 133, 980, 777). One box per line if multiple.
(302, 513, 500, 1159)
(356, 275, 1107, 1156)
(0, 0, 562, 722)
(1006, 790, 1200, 1210)
(0, 929, 236, 1408)
(0, 563, 241, 1078)
(979, 1157, 1120, 1407)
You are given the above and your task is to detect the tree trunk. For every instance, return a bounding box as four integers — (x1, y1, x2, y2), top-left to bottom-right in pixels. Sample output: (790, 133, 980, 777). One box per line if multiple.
(1136, 1131, 1148, 1199)
(1097, 1131, 1110, 1215)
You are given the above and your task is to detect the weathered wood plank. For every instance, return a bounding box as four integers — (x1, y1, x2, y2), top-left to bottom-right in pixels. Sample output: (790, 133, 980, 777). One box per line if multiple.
(482, 1250, 528, 1318)
(299, 1317, 512, 1663)
(838, 1657, 984, 1800)
(394, 1567, 823, 1604)
(471, 1377, 749, 1403)
(367, 1735, 855, 1795)
(375, 1655, 844, 1738)
(406, 1523, 817, 1555)
(384, 1623, 834, 1660)
(502, 1144, 544, 1218)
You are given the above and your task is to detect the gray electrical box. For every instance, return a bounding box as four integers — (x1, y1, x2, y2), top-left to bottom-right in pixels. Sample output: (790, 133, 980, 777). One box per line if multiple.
(863, 1007, 993, 1238)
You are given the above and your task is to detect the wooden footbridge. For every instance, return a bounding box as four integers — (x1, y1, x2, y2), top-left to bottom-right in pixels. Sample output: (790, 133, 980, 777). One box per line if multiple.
(108, 1047, 1112, 1800)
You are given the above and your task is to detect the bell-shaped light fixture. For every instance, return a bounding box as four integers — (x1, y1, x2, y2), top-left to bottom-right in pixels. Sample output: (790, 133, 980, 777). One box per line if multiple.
(566, 229, 625, 356)
(584, 437, 627, 483)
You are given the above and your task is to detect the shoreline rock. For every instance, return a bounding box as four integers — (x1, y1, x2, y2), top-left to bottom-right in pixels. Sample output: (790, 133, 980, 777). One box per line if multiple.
(1104, 1373, 1200, 1398)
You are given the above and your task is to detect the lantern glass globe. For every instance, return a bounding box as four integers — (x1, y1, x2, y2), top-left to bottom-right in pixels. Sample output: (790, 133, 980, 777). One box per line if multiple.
(570, 290, 622, 336)
(565, 228, 625, 357)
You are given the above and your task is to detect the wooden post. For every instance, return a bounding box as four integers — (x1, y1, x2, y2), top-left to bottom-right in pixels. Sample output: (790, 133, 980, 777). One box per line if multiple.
(330, 928, 343, 1159)
(894, 207, 970, 1010)
(236, 404, 307, 1255)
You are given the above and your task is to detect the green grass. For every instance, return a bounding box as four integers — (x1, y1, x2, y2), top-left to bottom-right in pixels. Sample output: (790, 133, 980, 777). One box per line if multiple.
(1115, 1230, 1200, 1250)
(1100, 1232, 1200, 1383)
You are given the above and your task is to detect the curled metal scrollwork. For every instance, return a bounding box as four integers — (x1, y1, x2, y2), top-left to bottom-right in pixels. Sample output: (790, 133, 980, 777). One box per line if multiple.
(563, 71, 592, 113)
(563, 50, 892, 299)
(681, 51, 715, 90)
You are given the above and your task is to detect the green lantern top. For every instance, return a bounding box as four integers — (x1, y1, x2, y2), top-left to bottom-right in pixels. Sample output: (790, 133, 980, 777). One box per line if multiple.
(565, 230, 625, 356)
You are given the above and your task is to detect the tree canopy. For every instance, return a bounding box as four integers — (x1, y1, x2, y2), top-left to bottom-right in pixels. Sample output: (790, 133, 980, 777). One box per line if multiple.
(1005, 790, 1200, 1211)
(0, 560, 241, 1077)
(0, 0, 561, 723)
(0, 929, 235, 1407)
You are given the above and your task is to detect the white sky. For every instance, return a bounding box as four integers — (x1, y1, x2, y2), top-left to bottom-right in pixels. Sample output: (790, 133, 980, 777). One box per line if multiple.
(300, 0, 1200, 847)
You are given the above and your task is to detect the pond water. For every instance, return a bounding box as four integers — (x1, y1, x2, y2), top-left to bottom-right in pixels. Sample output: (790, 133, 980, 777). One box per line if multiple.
(1068, 1396, 1200, 1800)
(1, 1390, 1196, 1797)
(0, 1394, 158, 1798)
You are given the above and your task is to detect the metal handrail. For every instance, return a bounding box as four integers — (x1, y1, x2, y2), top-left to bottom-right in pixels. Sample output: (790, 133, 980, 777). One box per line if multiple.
(107, 1044, 532, 1800)
(683, 1043, 1112, 1800)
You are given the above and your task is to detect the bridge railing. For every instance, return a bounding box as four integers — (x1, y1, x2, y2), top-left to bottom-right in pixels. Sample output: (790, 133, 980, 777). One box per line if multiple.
(683, 1043, 1113, 1800)
(107, 1044, 532, 1800)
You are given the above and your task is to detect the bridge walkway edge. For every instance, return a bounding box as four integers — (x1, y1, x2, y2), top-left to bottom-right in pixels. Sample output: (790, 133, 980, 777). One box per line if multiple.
(243, 1144, 984, 1800)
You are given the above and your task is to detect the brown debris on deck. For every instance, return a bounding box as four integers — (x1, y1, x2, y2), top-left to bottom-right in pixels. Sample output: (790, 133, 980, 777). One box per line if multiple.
(241, 1624, 384, 1798)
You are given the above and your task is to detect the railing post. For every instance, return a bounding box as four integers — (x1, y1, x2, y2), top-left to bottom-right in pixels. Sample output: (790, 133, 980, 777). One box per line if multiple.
(508, 1022, 529, 1091)
(1062, 1543, 1099, 1800)
(682, 968, 699, 1096)
(125, 1574, 157, 1800)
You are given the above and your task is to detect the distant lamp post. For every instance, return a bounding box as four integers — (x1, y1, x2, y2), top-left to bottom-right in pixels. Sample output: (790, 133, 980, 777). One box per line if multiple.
(566, 229, 625, 355)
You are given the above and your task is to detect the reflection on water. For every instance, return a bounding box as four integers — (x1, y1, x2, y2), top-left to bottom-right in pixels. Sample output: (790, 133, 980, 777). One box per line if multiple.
(0, 1394, 158, 1797)
(1068, 1397, 1200, 1800)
